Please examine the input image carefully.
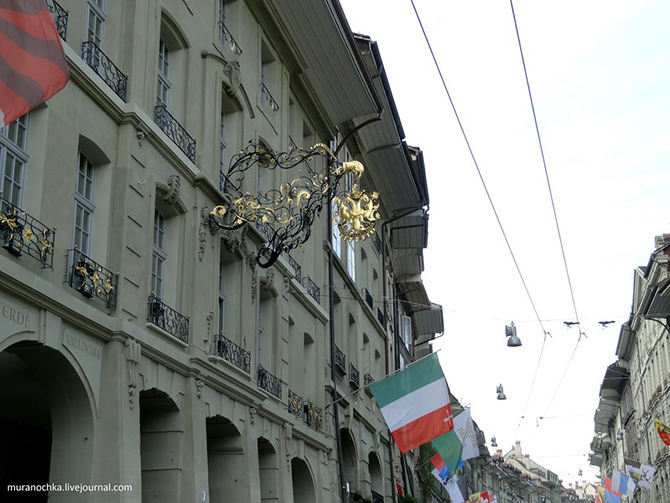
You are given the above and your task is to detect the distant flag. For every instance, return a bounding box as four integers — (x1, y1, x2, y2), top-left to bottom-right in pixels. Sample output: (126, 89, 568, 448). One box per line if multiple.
(453, 407, 479, 461)
(480, 490, 491, 502)
(368, 353, 453, 453)
(0, 0, 69, 126)
(431, 471, 467, 503)
(624, 458, 655, 490)
(468, 492, 481, 503)
(595, 486, 605, 503)
(605, 470, 635, 497)
(395, 481, 403, 497)
(431, 429, 463, 476)
(655, 419, 670, 446)
(603, 489, 621, 503)
(430, 453, 450, 481)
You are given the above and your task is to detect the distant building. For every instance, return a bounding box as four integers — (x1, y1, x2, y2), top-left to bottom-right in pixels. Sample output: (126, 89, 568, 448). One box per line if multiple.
(590, 234, 670, 502)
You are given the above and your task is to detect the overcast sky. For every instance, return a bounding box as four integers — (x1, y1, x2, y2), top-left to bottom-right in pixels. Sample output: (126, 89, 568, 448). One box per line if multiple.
(340, 0, 670, 487)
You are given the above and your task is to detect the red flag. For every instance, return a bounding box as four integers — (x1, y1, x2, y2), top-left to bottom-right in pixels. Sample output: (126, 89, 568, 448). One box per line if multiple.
(395, 481, 403, 497)
(0, 0, 68, 125)
(655, 419, 670, 446)
(603, 478, 622, 497)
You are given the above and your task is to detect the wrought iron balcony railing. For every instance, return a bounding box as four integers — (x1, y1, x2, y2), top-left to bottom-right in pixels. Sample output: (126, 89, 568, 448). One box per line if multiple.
(364, 373, 375, 387)
(66, 248, 118, 308)
(288, 389, 304, 418)
(46, 0, 68, 41)
(302, 275, 320, 304)
(0, 196, 55, 268)
(287, 254, 302, 284)
(371, 491, 384, 503)
(219, 170, 235, 193)
(256, 221, 274, 242)
(349, 362, 360, 389)
(335, 345, 346, 372)
(304, 400, 322, 430)
(257, 365, 282, 399)
(147, 294, 189, 344)
(213, 333, 250, 373)
(217, 21, 242, 55)
(154, 104, 196, 163)
(260, 83, 279, 112)
(376, 307, 384, 326)
(363, 288, 373, 310)
(81, 41, 128, 102)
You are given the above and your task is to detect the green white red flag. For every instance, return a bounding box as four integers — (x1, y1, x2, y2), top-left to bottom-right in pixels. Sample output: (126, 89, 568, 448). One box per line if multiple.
(0, 0, 68, 125)
(368, 353, 453, 452)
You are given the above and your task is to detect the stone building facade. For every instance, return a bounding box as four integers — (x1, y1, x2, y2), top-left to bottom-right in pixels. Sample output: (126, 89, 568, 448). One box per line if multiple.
(0, 1, 441, 502)
(590, 234, 670, 502)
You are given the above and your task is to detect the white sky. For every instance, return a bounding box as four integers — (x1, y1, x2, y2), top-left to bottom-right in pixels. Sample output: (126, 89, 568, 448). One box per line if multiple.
(340, 0, 670, 487)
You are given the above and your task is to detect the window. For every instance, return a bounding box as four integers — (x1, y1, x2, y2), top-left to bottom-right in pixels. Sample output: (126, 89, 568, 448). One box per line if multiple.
(85, 0, 105, 46)
(218, 260, 225, 333)
(1, 115, 28, 208)
(347, 240, 355, 280)
(72, 152, 95, 255)
(157, 37, 171, 106)
(401, 315, 412, 350)
(219, 106, 226, 178)
(152, 209, 167, 298)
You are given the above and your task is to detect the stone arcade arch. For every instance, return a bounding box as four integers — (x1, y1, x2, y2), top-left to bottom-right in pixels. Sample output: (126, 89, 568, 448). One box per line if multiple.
(368, 452, 383, 501)
(206, 415, 245, 502)
(290, 457, 315, 503)
(0, 342, 94, 503)
(257, 437, 279, 503)
(139, 388, 182, 503)
(340, 428, 358, 495)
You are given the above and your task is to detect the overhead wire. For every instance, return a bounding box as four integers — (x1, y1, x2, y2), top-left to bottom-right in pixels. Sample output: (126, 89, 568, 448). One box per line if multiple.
(408, 0, 554, 437)
(508, 0, 586, 420)
(407, 0, 549, 339)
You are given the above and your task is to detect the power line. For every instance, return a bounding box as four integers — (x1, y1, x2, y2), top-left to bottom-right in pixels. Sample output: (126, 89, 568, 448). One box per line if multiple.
(408, 0, 549, 339)
(509, 0, 586, 420)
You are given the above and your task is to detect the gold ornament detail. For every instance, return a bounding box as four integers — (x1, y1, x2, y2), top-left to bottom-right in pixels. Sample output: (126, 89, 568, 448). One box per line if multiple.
(333, 185, 380, 242)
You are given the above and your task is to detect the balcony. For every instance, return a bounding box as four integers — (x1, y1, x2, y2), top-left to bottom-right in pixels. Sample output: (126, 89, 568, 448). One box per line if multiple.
(217, 21, 242, 55)
(304, 400, 322, 430)
(0, 196, 55, 268)
(81, 41, 128, 102)
(302, 275, 320, 304)
(256, 221, 274, 242)
(147, 294, 189, 344)
(288, 389, 304, 418)
(46, 0, 68, 41)
(257, 364, 282, 399)
(349, 362, 360, 389)
(213, 333, 250, 374)
(154, 104, 196, 163)
(371, 491, 383, 503)
(363, 288, 373, 310)
(66, 248, 117, 308)
(260, 83, 279, 112)
(335, 345, 346, 373)
(287, 254, 302, 283)
(373, 233, 382, 254)
(364, 373, 375, 387)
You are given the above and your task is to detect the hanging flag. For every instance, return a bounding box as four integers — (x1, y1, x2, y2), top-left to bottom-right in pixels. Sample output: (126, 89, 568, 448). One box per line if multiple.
(0, 0, 68, 126)
(603, 489, 621, 503)
(655, 419, 670, 446)
(368, 353, 453, 453)
(453, 407, 479, 461)
(431, 429, 463, 476)
(480, 490, 491, 502)
(625, 458, 655, 489)
(395, 481, 403, 497)
(468, 492, 481, 503)
(430, 453, 450, 481)
(431, 471, 466, 503)
(595, 486, 605, 503)
(606, 470, 635, 497)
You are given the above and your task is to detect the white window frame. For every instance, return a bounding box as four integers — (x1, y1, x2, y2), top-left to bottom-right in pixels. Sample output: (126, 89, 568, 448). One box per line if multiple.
(157, 37, 171, 106)
(152, 208, 167, 298)
(347, 240, 355, 281)
(331, 202, 342, 258)
(0, 115, 29, 208)
(72, 151, 95, 255)
(85, 0, 105, 46)
(401, 315, 412, 350)
(219, 105, 227, 176)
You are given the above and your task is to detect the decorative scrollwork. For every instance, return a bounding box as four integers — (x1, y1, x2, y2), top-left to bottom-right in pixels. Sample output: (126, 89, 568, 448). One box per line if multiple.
(210, 142, 380, 268)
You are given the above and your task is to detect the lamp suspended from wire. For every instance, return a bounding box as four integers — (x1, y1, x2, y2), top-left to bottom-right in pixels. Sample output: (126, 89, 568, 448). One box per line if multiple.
(505, 321, 522, 347)
(496, 384, 507, 400)
(491, 436, 498, 447)
(210, 142, 380, 268)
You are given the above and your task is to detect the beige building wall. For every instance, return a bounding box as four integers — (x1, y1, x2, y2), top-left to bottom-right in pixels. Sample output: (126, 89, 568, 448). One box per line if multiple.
(0, 1, 437, 502)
